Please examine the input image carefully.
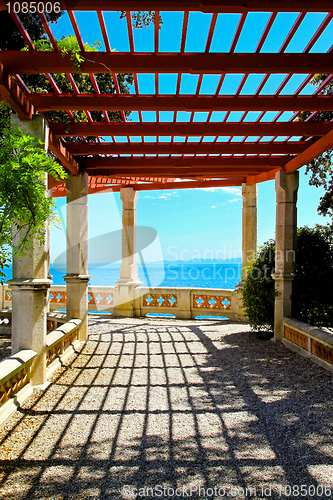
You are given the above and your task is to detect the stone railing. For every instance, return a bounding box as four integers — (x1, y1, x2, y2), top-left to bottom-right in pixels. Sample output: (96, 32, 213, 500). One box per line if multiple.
(0, 317, 82, 429)
(0, 349, 36, 426)
(46, 318, 81, 377)
(283, 317, 333, 373)
(0, 283, 245, 321)
(139, 287, 244, 321)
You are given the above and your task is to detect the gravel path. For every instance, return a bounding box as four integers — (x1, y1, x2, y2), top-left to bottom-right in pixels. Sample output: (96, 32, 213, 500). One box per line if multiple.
(0, 316, 332, 500)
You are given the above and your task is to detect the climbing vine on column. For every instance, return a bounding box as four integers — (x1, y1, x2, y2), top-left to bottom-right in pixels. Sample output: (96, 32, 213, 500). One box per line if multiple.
(0, 105, 66, 282)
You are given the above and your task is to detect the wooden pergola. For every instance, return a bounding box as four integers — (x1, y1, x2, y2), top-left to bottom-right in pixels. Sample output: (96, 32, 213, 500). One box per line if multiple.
(1, 0, 333, 385)
(1, 0, 333, 195)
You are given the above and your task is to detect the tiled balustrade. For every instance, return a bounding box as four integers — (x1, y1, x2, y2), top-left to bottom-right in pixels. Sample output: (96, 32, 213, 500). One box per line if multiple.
(0, 284, 244, 321)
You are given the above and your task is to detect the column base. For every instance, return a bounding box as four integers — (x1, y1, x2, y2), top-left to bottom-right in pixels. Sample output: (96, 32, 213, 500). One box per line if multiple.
(9, 278, 51, 386)
(116, 281, 142, 318)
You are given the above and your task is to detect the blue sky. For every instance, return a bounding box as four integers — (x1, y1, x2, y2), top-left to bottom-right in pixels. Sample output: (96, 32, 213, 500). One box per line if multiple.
(49, 10, 332, 264)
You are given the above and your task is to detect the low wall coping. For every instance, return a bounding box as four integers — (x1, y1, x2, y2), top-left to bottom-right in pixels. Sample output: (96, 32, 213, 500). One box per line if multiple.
(283, 317, 333, 347)
(46, 319, 81, 349)
(0, 350, 36, 385)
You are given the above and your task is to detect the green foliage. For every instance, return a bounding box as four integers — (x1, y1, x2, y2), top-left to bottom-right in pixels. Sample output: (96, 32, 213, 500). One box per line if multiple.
(297, 74, 333, 232)
(119, 10, 163, 29)
(20, 35, 134, 130)
(0, 109, 66, 283)
(0, 10, 61, 51)
(240, 227, 333, 333)
(292, 226, 333, 327)
(240, 240, 276, 334)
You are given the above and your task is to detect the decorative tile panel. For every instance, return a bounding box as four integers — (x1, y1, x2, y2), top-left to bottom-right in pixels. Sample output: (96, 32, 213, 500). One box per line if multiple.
(284, 325, 308, 350)
(88, 292, 113, 306)
(311, 339, 333, 365)
(50, 291, 67, 304)
(193, 294, 231, 309)
(143, 293, 178, 308)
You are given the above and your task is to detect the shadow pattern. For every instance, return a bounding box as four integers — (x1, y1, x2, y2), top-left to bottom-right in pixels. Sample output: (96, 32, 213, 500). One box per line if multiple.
(0, 317, 332, 499)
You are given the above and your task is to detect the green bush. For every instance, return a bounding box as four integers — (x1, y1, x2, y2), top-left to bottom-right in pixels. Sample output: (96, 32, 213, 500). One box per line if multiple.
(240, 226, 333, 332)
(293, 226, 333, 327)
(240, 239, 276, 333)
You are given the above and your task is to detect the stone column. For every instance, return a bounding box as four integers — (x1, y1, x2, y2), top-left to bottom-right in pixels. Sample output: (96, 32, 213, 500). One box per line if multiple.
(240, 183, 258, 283)
(10, 115, 51, 386)
(272, 170, 299, 341)
(116, 187, 141, 317)
(64, 172, 90, 341)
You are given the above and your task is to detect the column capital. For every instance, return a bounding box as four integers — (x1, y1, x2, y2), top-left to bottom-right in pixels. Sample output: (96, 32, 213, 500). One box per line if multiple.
(63, 274, 91, 283)
(120, 186, 138, 208)
(271, 273, 295, 281)
(275, 170, 299, 199)
(8, 278, 52, 290)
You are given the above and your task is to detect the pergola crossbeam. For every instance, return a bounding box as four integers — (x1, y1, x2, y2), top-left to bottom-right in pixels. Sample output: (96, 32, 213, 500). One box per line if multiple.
(0, 62, 33, 120)
(2, 52, 333, 75)
(67, 141, 309, 155)
(52, 121, 333, 137)
(1, 1, 332, 13)
(29, 94, 333, 113)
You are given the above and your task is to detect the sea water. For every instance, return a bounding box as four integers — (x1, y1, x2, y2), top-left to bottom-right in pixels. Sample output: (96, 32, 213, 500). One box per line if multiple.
(2, 260, 241, 289)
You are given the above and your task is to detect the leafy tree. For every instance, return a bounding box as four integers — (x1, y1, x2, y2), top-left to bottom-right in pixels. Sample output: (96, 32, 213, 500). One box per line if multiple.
(20, 36, 133, 129)
(239, 240, 276, 335)
(292, 226, 333, 327)
(0, 106, 66, 283)
(0, 10, 61, 50)
(240, 226, 333, 332)
(298, 74, 333, 232)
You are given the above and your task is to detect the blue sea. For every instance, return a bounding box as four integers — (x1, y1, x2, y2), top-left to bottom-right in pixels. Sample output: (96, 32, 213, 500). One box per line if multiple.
(3, 260, 242, 289)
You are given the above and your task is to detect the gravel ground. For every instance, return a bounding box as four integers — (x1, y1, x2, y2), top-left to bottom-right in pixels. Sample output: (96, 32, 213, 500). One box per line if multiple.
(0, 316, 332, 500)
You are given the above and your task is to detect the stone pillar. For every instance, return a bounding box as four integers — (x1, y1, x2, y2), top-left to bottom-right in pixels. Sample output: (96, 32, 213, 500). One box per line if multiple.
(272, 170, 299, 341)
(10, 115, 51, 386)
(64, 172, 90, 341)
(116, 187, 141, 317)
(240, 183, 258, 283)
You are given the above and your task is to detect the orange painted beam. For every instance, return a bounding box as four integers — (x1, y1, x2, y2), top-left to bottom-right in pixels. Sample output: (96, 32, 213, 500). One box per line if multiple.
(81, 156, 290, 169)
(284, 128, 333, 173)
(48, 132, 80, 176)
(51, 121, 333, 138)
(2, 1, 332, 13)
(29, 94, 333, 113)
(52, 177, 245, 197)
(247, 168, 283, 185)
(0, 63, 33, 120)
(2, 52, 333, 75)
(67, 141, 308, 156)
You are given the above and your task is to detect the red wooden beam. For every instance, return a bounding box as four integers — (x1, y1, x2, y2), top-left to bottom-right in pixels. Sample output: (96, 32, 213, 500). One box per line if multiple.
(52, 177, 245, 196)
(51, 121, 333, 138)
(2, 1, 332, 13)
(81, 156, 286, 177)
(92, 178, 246, 192)
(29, 94, 333, 113)
(66, 141, 308, 156)
(48, 132, 80, 175)
(85, 168, 278, 178)
(284, 129, 333, 174)
(0, 63, 33, 120)
(2, 52, 333, 75)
